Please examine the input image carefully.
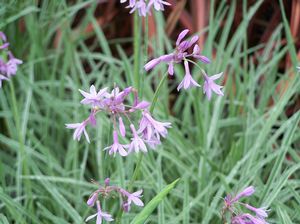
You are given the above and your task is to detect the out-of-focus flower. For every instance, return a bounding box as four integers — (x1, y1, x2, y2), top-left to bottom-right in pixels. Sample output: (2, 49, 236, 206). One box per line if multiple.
(223, 186, 269, 224)
(86, 178, 144, 220)
(121, 0, 170, 16)
(79, 85, 108, 107)
(0, 32, 22, 88)
(66, 85, 171, 154)
(65, 120, 90, 143)
(85, 201, 113, 224)
(128, 124, 147, 153)
(120, 189, 144, 212)
(147, 0, 171, 11)
(177, 60, 200, 91)
(104, 131, 128, 156)
(138, 111, 171, 140)
(144, 29, 210, 75)
(203, 72, 224, 100)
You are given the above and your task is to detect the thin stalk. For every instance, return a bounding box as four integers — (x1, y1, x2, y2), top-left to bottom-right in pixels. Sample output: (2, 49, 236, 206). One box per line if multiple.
(9, 81, 31, 202)
(140, 14, 149, 98)
(115, 72, 168, 223)
(133, 11, 141, 91)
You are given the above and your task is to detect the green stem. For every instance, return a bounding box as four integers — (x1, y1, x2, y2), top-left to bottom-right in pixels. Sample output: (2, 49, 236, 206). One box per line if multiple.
(116, 72, 168, 223)
(133, 12, 141, 91)
(9, 81, 30, 198)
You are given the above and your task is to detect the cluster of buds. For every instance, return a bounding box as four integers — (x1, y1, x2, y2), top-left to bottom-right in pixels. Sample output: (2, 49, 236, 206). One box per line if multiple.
(121, 0, 171, 17)
(0, 31, 22, 88)
(86, 178, 144, 223)
(222, 186, 269, 224)
(66, 85, 171, 156)
(145, 29, 224, 100)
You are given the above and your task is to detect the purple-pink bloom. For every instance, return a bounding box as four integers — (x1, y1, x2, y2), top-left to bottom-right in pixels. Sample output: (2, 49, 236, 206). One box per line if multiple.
(147, 0, 171, 11)
(118, 117, 126, 137)
(128, 124, 147, 153)
(129, 0, 147, 17)
(79, 85, 108, 107)
(233, 213, 269, 224)
(138, 111, 171, 140)
(129, 100, 150, 112)
(177, 60, 200, 91)
(87, 192, 99, 207)
(65, 120, 90, 143)
(85, 201, 113, 224)
(5, 52, 23, 77)
(120, 189, 144, 212)
(203, 72, 224, 100)
(144, 29, 210, 77)
(104, 131, 128, 156)
(120, 0, 136, 7)
(232, 186, 255, 203)
(245, 204, 269, 218)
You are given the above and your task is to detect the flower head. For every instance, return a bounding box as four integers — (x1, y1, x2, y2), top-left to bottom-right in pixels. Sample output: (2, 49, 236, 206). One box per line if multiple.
(147, 0, 171, 11)
(79, 85, 108, 107)
(223, 186, 269, 224)
(122, 0, 170, 16)
(0, 33, 22, 88)
(128, 124, 147, 153)
(144, 29, 210, 80)
(85, 201, 113, 224)
(232, 186, 255, 202)
(65, 120, 90, 143)
(203, 72, 224, 100)
(138, 111, 171, 141)
(177, 60, 200, 91)
(104, 131, 128, 156)
(120, 189, 144, 212)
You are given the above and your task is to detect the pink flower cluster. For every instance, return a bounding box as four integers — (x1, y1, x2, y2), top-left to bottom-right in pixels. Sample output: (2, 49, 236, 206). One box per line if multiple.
(223, 186, 269, 224)
(145, 29, 224, 100)
(86, 178, 144, 224)
(121, 0, 171, 17)
(0, 31, 22, 88)
(66, 85, 171, 156)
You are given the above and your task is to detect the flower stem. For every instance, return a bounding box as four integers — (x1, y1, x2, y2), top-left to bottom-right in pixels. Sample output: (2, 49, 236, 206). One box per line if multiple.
(133, 11, 141, 92)
(115, 72, 168, 223)
(9, 81, 31, 202)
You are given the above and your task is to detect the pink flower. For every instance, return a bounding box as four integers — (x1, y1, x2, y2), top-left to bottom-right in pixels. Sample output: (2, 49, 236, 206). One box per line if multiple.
(144, 29, 210, 76)
(203, 72, 224, 100)
(129, 0, 147, 17)
(120, 189, 144, 212)
(65, 120, 90, 143)
(147, 0, 171, 11)
(5, 52, 23, 77)
(79, 85, 108, 107)
(128, 124, 147, 153)
(232, 186, 255, 202)
(85, 201, 113, 224)
(118, 117, 126, 137)
(138, 111, 171, 140)
(177, 60, 200, 91)
(129, 100, 150, 112)
(87, 192, 99, 207)
(245, 204, 269, 218)
(232, 213, 268, 224)
(104, 131, 128, 156)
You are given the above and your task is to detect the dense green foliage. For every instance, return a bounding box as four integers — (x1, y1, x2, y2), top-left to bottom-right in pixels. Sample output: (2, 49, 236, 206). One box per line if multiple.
(0, 0, 299, 223)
